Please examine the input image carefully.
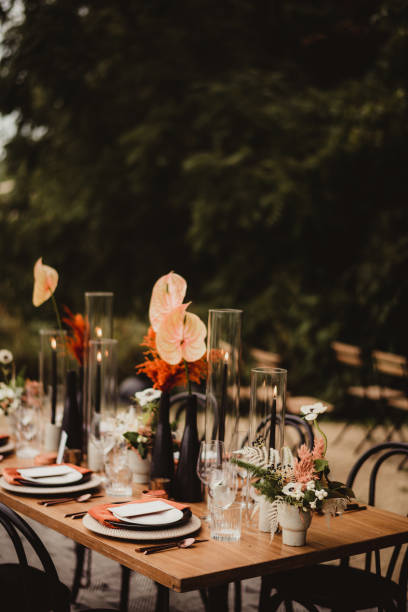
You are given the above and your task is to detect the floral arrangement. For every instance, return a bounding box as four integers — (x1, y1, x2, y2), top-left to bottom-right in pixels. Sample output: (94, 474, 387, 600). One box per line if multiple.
(232, 402, 354, 534)
(123, 388, 162, 459)
(0, 349, 25, 416)
(62, 306, 87, 366)
(136, 272, 207, 393)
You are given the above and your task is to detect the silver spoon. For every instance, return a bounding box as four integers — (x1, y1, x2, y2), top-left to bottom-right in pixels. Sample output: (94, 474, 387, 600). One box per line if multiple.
(138, 538, 208, 555)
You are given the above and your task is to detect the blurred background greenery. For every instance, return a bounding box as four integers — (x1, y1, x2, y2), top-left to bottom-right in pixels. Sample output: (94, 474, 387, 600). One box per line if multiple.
(0, 1, 407, 404)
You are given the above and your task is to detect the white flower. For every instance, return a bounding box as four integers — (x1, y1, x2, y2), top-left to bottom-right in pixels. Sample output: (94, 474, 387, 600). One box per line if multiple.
(282, 482, 304, 499)
(0, 349, 13, 365)
(300, 402, 327, 421)
(135, 388, 162, 407)
(315, 489, 328, 500)
(309, 500, 317, 510)
(306, 480, 316, 491)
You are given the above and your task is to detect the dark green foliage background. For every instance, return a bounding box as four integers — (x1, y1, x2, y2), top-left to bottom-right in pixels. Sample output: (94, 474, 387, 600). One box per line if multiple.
(1, 1, 407, 397)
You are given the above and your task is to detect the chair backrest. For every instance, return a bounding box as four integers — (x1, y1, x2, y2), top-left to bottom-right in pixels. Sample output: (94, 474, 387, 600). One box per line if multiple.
(250, 347, 281, 369)
(0, 503, 60, 582)
(372, 350, 408, 379)
(345, 442, 408, 585)
(331, 341, 363, 368)
(239, 413, 314, 451)
(170, 391, 206, 422)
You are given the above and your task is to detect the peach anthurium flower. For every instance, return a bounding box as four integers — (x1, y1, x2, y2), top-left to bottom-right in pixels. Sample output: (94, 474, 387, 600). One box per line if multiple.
(32, 258, 59, 307)
(149, 272, 187, 332)
(156, 303, 207, 365)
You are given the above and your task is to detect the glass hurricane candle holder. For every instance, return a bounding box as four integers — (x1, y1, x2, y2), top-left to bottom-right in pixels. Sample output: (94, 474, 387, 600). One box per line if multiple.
(39, 329, 67, 427)
(87, 339, 118, 470)
(248, 367, 287, 451)
(83, 291, 114, 452)
(205, 309, 242, 453)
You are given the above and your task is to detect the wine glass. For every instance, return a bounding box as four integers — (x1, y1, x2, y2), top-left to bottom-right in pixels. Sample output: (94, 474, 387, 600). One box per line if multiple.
(196, 440, 225, 520)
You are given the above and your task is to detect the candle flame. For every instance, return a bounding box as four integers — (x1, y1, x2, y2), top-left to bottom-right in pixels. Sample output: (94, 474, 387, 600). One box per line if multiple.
(224, 351, 229, 362)
(273, 385, 278, 397)
(95, 327, 103, 338)
(97, 350, 102, 363)
(50, 337, 57, 350)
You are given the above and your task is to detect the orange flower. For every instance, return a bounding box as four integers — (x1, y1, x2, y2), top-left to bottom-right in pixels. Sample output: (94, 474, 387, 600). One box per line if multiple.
(62, 306, 87, 366)
(136, 327, 207, 392)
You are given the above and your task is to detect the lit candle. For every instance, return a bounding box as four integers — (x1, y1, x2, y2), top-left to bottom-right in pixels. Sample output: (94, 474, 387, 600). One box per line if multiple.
(219, 351, 229, 442)
(95, 326, 103, 340)
(50, 337, 57, 424)
(95, 350, 102, 415)
(270, 385, 277, 449)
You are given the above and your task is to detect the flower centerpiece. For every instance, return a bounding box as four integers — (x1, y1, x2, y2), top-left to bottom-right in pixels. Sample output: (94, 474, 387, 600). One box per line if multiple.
(136, 272, 207, 499)
(0, 349, 24, 427)
(232, 402, 354, 546)
(122, 388, 161, 483)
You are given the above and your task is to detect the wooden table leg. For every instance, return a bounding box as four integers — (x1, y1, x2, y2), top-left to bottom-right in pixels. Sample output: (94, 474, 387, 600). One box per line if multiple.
(155, 582, 169, 612)
(207, 583, 229, 611)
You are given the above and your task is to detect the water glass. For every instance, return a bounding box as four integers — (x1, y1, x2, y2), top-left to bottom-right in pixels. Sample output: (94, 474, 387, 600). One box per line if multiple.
(103, 433, 133, 497)
(208, 462, 238, 510)
(210, 502, 242, 542)
(16, 398, 41, 459)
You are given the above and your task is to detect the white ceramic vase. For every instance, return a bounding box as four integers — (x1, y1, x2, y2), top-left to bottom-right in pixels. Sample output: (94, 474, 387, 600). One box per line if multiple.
(278, 502, 312, 546)
(128, 448, 151, 484)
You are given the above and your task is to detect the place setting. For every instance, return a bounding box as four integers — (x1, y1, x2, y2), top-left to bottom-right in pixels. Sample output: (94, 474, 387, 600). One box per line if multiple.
(82, 497, 202, 542)
(0, 462, 103, 495)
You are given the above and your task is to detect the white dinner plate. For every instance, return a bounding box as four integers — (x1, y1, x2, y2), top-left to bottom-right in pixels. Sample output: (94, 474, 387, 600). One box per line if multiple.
(0, 441, 15, 455)
(17, 466, 83, 485)
(0, 473, 103, 495)
(111, 506, 183, 526)
(83, 512, 201, 541)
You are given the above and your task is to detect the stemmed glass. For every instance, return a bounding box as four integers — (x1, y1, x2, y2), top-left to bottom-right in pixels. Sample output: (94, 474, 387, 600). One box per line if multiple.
(196, 440, 225, 521)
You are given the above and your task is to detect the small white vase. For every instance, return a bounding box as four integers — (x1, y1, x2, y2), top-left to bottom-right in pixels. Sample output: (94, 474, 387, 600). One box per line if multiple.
(128, 448, 151, 484)
(278, 502, 312, 546)
(44, 423, 62, 452)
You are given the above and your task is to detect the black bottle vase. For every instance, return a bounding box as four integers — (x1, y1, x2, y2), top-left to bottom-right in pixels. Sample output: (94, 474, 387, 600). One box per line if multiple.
(173, 393, 202, 502)
(62, 369, 83, 451)
(150, 391, 174, 487)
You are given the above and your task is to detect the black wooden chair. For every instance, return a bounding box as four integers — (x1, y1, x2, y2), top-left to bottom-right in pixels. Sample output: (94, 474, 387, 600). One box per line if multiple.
(258, 441, 408, 612)
(240, 413, 315, 451)
(0, 502, 70, 612)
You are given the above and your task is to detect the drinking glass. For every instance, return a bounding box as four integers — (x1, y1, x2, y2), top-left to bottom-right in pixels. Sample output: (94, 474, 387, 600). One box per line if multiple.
(210, 502, 242, 542)
(208, 462, 238, 510)
(196, 440, 225, 520)
(102, 432, 133, 497)
(16, 399, 41, 459)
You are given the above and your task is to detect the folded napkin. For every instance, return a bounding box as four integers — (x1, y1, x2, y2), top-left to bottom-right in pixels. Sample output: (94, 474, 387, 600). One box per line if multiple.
(2, 463, 92, 486)
(0, 434, 9, 447)
(141, 489, 168, 500)
(89, 498, 189, 528)
(34, 452, 57, 466)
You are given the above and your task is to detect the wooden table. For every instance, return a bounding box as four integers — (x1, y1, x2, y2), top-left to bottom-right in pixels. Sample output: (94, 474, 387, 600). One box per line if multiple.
(1, 452, 408, 611)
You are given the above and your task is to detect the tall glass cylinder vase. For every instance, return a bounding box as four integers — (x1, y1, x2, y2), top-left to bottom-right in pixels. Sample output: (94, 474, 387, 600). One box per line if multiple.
(83, 291, 114, 452)
(248, 367, 287, 451)
(39, 330, 67, 450)
(87, 338, 118, 470)
(205, 309, 242, 453)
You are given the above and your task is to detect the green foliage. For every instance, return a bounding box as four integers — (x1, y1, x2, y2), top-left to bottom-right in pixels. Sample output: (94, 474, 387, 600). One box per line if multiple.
(0, 1, 407, 397)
